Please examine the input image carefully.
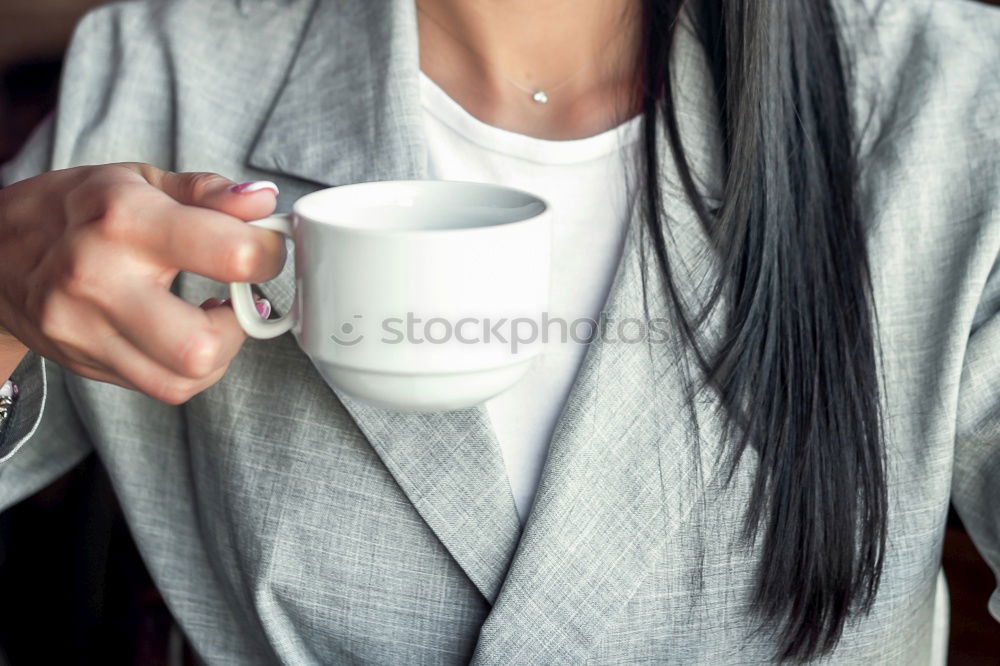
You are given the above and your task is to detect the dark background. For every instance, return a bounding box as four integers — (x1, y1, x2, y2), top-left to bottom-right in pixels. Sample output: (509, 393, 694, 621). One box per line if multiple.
(1, 1, 998, 663)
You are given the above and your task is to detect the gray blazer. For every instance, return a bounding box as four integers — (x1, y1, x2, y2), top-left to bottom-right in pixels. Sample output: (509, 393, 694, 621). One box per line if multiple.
(1, 0, 998, 663)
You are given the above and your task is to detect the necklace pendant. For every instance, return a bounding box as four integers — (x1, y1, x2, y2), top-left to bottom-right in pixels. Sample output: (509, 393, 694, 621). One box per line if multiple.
(532, 90, 549, 104)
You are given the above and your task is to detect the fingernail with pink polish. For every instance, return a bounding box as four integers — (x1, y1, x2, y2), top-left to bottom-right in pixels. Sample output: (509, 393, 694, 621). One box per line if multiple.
(230, 180, 279, 195)
(255, 298, 272, 319)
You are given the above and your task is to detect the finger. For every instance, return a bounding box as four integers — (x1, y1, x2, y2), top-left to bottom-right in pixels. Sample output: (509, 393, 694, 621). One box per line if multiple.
(26, 331, 139, 390)
(97, 329, 227, 405)
(42, 305, 234, 401)
(127, 197, 287, 283)
(63, 362, 141, 393)
(105, 288, 248, 379)
(136, 166, 279, 221)
(74, 166, 285, 282)
(23, 315, 142, 392)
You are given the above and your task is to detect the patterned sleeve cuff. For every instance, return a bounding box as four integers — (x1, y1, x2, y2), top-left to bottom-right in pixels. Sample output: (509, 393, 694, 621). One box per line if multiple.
(0, 353, 48, 464)
(0, 380, 18, 435)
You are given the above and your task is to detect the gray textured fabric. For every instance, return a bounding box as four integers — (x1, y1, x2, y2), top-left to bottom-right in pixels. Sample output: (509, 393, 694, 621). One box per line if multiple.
(0, 0, 997, 663)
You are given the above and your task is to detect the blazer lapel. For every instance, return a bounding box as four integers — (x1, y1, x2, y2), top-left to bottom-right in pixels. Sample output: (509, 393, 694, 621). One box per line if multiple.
(472, 18, 729, 662)
(243, 0, 522, 603)
(339, 398, 522, 603)
(472, 199, 730, 665)
(247, 0, 427, 188)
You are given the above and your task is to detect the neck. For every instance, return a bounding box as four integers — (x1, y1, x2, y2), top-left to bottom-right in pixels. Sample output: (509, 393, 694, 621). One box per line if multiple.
(416, 0, 641, 140)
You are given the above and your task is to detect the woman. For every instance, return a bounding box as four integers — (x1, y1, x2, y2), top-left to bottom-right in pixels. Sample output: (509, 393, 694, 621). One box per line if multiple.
(0, 0, 997, 662)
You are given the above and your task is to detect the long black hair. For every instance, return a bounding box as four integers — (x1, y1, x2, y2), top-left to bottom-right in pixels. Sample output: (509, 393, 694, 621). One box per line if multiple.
(638, 1, 887, 660)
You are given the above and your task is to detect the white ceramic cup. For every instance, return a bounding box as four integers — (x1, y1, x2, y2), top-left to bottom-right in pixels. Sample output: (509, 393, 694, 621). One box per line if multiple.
(229, 180, 550, 412)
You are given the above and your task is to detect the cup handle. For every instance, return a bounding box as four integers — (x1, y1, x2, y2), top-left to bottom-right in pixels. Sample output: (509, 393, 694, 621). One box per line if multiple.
(229, 214, 297, 339)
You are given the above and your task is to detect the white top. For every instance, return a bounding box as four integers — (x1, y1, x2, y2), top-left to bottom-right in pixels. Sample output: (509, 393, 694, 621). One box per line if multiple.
(420, 73, 641, 524)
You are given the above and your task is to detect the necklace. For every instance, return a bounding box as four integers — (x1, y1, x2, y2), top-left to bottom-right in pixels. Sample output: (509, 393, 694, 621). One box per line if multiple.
(417, 5, 614, 105)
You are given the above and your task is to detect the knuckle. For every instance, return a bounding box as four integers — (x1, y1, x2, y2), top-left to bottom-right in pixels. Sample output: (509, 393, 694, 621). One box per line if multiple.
(152, 376, 198, 405)
(63, 173, 114, 222)
(224, 237, 265, 281)
(92, 189, 136, 240)
(34, 293, 75, 346)
(185, 172, 223, 201)
(191, 366, 228, 399)
(180, 329, 223, 377)
(113, 162, 153, 179)
(58, 233, 106, 299)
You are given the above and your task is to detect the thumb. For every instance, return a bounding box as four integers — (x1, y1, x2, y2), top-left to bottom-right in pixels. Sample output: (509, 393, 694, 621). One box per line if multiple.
(136, 166, 279, 221)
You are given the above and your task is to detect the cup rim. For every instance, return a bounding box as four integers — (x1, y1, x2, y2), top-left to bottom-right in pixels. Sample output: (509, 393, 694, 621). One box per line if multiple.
(291, 179, 550, 236)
